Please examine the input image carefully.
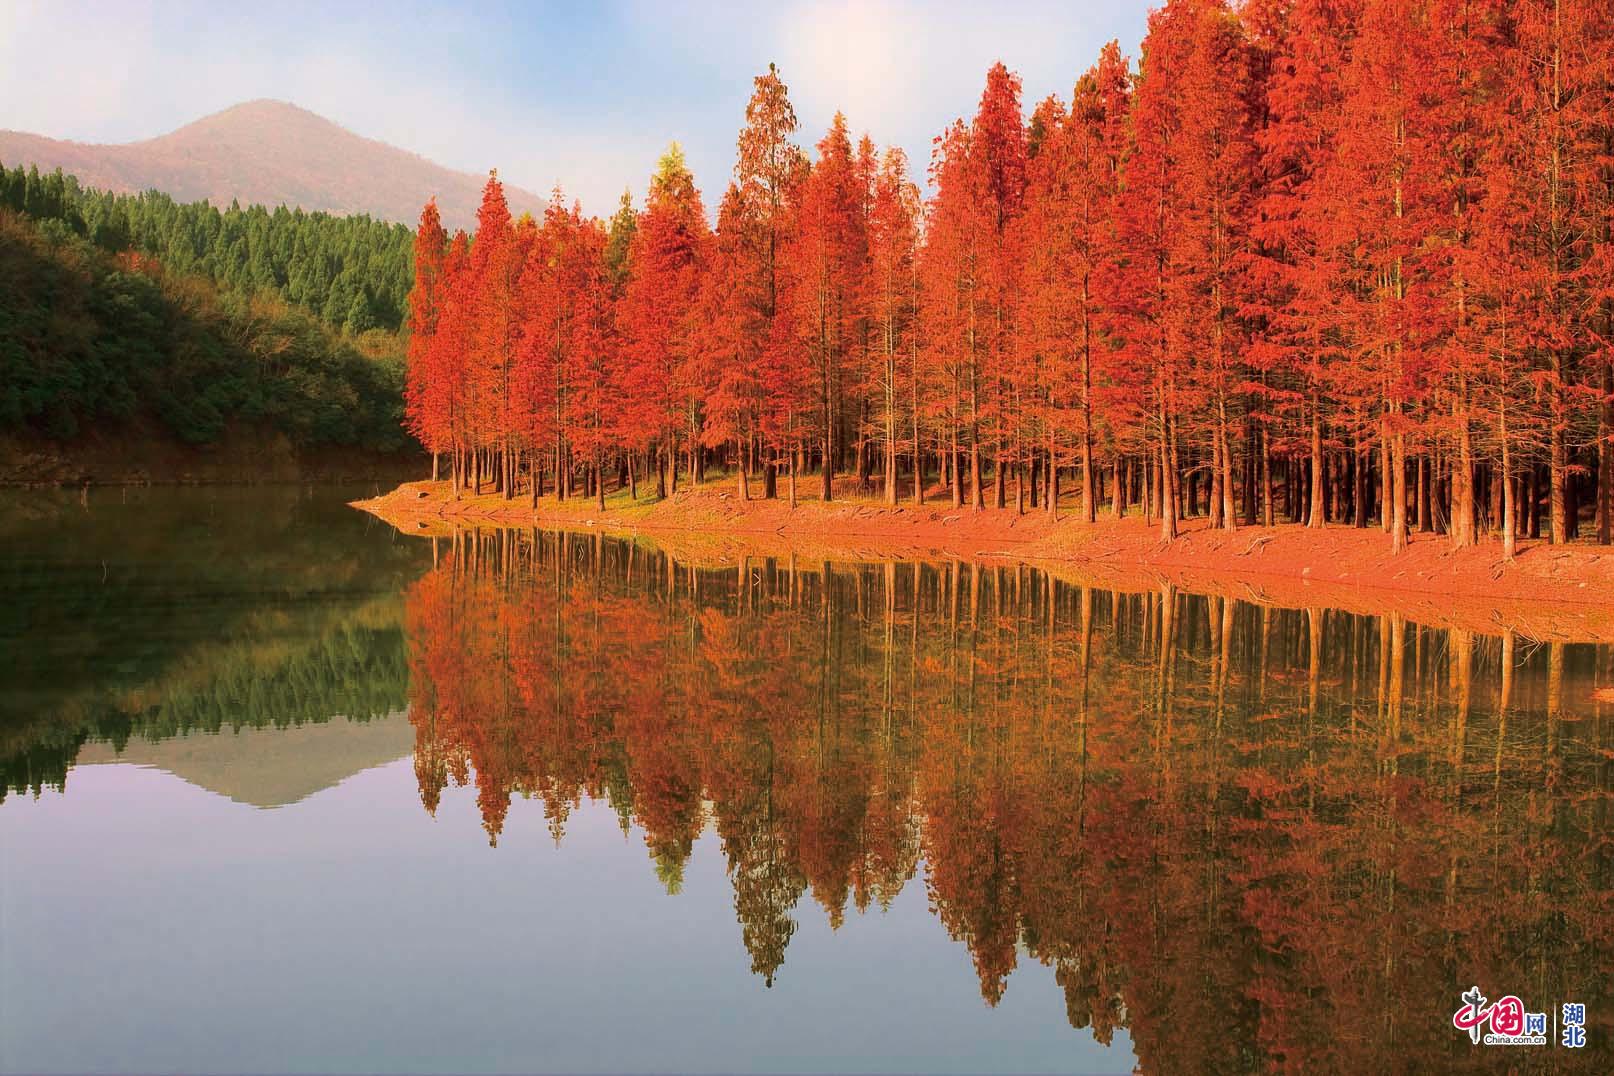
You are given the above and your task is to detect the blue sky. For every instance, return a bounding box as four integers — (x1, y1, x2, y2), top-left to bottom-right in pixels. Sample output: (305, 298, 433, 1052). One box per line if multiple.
(3, 1, 1152, 217)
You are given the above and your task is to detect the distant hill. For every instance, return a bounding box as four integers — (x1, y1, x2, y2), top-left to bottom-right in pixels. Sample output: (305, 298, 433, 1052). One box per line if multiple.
(0, 100, 544, 230)
(76, 711, 414, 809)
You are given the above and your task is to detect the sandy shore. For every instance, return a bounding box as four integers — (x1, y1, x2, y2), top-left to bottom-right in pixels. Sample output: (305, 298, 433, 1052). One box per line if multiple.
(355, 479, 1614, 642)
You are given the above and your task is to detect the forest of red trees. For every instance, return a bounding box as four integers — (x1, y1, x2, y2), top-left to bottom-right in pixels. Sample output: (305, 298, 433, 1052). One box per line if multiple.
(404, 0, 1614, 556)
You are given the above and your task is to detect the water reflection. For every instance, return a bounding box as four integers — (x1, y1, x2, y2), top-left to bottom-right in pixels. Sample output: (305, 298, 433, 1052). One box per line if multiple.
(0, 485, 423, 803)
(408, 526, 1613, 1073)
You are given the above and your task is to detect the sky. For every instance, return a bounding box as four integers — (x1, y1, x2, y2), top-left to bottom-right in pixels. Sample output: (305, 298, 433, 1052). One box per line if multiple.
(1, 0, 1153, 218)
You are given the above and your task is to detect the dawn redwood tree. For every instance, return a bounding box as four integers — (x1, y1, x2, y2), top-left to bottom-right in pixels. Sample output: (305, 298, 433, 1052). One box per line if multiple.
(785, 113, 866, 503)
(866, 148, 921, 505)
(1333, 0, 1450, 554)
(972, 62, 1029, 511)
(404, 198, 449, 478)
(733, 65, 806, 499)
(921, 119, 993, 510)
(1122, 0, 1213, 541)
(518, 192, 607, 504)
(464, 171, 524, 498)
(1489, 0, 1611, 546)
(561, 217, 618, 511)
(1014, 43, 1131, 522)
(1250, 0, 1360, 530)
(620, 145, 709, 499)
(1131, 0, 1255, 536)
(703, 184, 765, 499)
(425, 230, 473, 495)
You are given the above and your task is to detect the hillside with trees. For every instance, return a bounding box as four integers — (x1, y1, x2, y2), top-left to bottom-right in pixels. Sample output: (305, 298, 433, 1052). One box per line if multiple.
(0, 161, 414, 333)
(0, 184, 412, 465)
(404, 0, 1614, 556)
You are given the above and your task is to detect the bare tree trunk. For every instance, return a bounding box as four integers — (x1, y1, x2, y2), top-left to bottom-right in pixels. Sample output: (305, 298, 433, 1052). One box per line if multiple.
(1160, 419, 1179, 542)
(994, 442, 1006, 509)
(1045, 454, 1058, 522)
(1500, 398, 1516, 560)
(950, 425, 961, 509)
(1380, 424, 1393, 532)
(1080, 421, 1095, 524)
(1260, 429, 1274, 526)
(970, 431, 984, 510)
(1451, 391, 1476, 548)
(1550, 393, 1567, 544)
(884, 375, 897, 507)
(821, 427, 833, 503)
(1391, 426, 1409, 555)
(1308, 398, 1325, 528)
(1600, 363, 1613, 545)
(1219, 406, 1236, 532)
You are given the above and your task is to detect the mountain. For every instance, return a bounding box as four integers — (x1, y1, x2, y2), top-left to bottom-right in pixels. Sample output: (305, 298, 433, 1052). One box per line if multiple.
(0, 100, 544, 230)
(75, 710, 415, 809)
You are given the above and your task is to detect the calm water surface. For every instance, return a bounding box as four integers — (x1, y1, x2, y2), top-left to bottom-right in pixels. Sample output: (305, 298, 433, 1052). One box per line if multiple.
(2, 486, 1610, 1074)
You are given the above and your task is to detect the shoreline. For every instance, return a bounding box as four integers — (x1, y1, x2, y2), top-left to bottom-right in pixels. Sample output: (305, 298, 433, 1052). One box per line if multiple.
(355, 480, 1614, 643)
(1, 425, 422, 488)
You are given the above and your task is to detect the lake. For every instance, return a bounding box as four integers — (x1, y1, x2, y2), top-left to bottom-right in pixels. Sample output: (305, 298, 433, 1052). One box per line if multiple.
(2, 486, 1610, 1074)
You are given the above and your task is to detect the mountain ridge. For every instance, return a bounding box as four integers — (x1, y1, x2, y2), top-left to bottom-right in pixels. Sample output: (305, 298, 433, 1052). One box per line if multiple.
(0, 100, 544, 230)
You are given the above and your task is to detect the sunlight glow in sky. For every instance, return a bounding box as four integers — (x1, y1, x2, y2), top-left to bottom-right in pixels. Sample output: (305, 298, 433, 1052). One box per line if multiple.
(3, 0, 1152, 216)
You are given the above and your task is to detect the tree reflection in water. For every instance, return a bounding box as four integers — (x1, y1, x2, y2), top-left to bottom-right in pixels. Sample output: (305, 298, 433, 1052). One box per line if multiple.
(408, 527, 1613, 1073)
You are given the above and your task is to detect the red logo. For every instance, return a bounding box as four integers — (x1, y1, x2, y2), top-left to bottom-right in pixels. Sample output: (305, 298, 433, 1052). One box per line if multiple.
(1454, 987, 1547, 1046)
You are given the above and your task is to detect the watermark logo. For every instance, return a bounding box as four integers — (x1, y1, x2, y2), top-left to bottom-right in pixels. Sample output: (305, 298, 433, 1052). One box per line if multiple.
(1563, 1002, 1586, 1049)
(1452, 987, 1584, 1048)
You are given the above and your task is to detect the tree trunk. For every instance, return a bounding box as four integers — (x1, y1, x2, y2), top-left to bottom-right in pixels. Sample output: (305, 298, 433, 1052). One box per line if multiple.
(1390, 428, 1409, 555)
(1260, 430, 1273, 526)
(1308, 398, 1325, 527)
(1045, 437, 1056, 518)
(1218, 404, 1236, 532)
(1600, 362, 1613, 545)
(994, 444, 1007, 509)
(1550, 355, 1568, 544)
(821, 427, 833, 503)
(1353, 439, 1368, 527)
(950, 426, 961, 509)
(884, 381, 897, 507)
(1450, 395, 1476, 549)
(1160, 421, 1179, 542)
(1080, 423, 1095, 524)
(1380, 426, 1393, 533)
(970, 434, 984, 511)
(1500, 398, 1516, 561)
